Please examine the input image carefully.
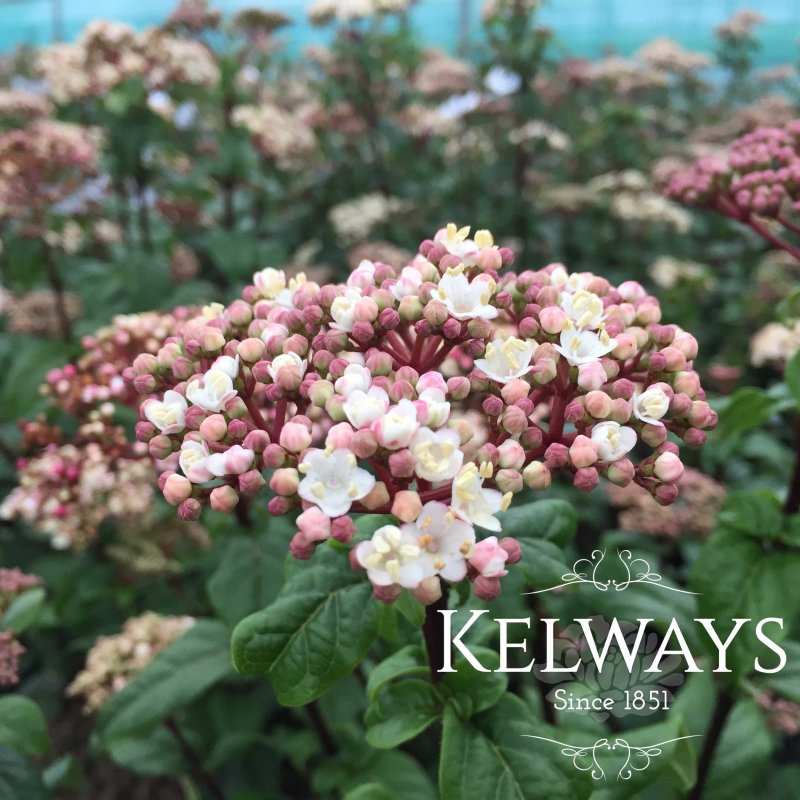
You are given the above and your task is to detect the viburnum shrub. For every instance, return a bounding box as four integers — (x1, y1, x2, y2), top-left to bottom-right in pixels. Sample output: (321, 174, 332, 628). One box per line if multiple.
(129, 223, 715, 614)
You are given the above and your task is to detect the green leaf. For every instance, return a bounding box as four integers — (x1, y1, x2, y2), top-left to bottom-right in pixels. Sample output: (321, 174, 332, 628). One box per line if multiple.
(0, 745, 47, 800)
(104, 727, 186, 776)
(690, 529, 800, 676)
(440, 646, 507, 718)
(495, 499, 578, 546)
(0, 588, 46, 634)
(99, 620, 235, 740)
(786, 348, 800, 408)
(710, 388, 778, 458)
(41, 755, 83, 792)
(515, 538, 572, 589)
(0, 697, 49, 756)
(231, 548, 379, 706)
(716, 490, 782, 539)
(761, 641, 800, 703)
(367, 645, 428, 701)
(393, 590, 425, 628)
(703, 700, 772, 800)
(207, 532, 285, 627)
(354, 514, 397, 541)
(344, 783, 395, 800)
(365, 679, 441, 749)
(439, 695, 592, 800)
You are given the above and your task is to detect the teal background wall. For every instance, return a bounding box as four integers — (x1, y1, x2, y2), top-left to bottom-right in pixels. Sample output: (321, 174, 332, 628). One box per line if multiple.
(1, 0, 799, 62)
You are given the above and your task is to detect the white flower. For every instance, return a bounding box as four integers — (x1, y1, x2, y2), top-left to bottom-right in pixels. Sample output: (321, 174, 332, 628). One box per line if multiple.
(391, 266, 424, 301)
(273, 273, 307, 310)
(591, 421, 637, 462)
(560, 289, 605, 330)
(474, 335, 535, 383)
(185, 367, 237, 412)
(260, 322, 289, 343)
(373, 399, 419, 449)
(554, 325, 617, 366)
(253, 268, 286, 300)
(550, 265, 586, 293)
(415, 388, 451, 427)
(451, 463, 510, 532)
(267, 352, 308, 382)
(347, 259, 377, 288)
(334, 364, 372, 397)
(330, 287, 363, 332)
(430, 268, 497, 320)
(484, 66, 521, 96)
(212, 355, 240, 379)
(205, 445, 255, 477)
(437, 91, 481, 119)
(402, 501, 475, 582)
(633, 386, 670, 426)
(143, 390, 187, 434)
(410, 427, 464, 482)
(355, 525, 436, 588)
(179, 439, 212, 484)
(434, 223, 477, 260)
(343, 386, 390, 428)
(298, 448, 376, 517)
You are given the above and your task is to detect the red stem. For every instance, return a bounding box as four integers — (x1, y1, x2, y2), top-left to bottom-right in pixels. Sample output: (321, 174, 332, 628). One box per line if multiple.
(271, 399, 288, 441)
(244, 396, 270, 432)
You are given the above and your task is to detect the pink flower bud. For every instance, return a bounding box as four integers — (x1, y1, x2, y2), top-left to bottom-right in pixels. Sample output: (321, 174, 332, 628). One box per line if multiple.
(388, 449, 416, 477)
(636, 301, 662, 325)
(163, 473, 192, 505)
(361, 482, 390, 510)
(373, 584, 402, 603)
(545, 443, 569, 468)
(229, 300, 253, 326)
(199, 414, 227, 442)
(501, 405, 528, 436)
(290, 532, 315, 560)
(325, 422, 355, 451)
(499, 537, 522, 565)
(495, 468, 523, 494)
(423, 301, 449, 328)
(351, 321, 375, 344)
(470, 536, 508, 577)
(280, 422, 312, 453)
(270, 468, 299, 496)
(609, 398, 632, 424)
(618, 280, 646, 301)
(585, 390, 612, 419)
(472, 575, 502, 601)
(134, 374, 157, 394)
(565, 401, 585, 423)
(648, 352, 667, 372)
(263, 443, 286, 468)
(178, 498, 202, 521)
(684, 428, 707, 447)
(267, 497, 292, 517)
(660, 346, 687, 372)
(520, 426, 543, 450)
(518, 316, 539, 338)
(673, 370, 701, 397)
(352, 428, 379, 458)
(135, 421, 157, 442)
(577, 361, 607, 391)
(467, 317, 493, 340)
(238, 337, 265, 363)
(447, 376, 471, 400)
(224, 445, 256, 474)
(133, 353, 159, 376)
(331, 515, 357, 543)
(409, 576, 442, 605)
(569, 435, 598, 469)
(611, 334, 637, 360)
(210, 485, 240, 513)
(522, 460, 551, 489)
(500, 378, 531, 405)
(574, 466, 600, 493)
(688, 400, 712, 428)
(242, 429, 270, 453)
(654, 451, 684, 482)
(399, 296, 423, 321)
(672, 332, 698, 360)
(228, 419, 248, 441)
(482, 395, 504, 416)
(498, 440, 525, 470)
(539, 306, 567, 334)
(297, 507, 332, 543)
(653, 483, 679, 506)
(391, 490, 423, 523)
(200, 326, 226, 353)
(475, 247, 503, 271)
(149, 434, 174, 460)
(238, 469, 266, 495)
(612, 379, 635, 400)
(605, 458, 634, 486)
(532, 358, 557, 385)
(640, 423, 668, 447)
(442, 318, 462, 339)
(379, 307, 400, 329)
(354, 297, 379, 323)
(389, 380, 415, 403)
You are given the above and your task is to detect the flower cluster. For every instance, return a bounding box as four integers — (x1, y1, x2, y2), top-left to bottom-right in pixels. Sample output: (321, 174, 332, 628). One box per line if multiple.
(67, 613, 194, 712)
(0, 415, 154, 550)
(129, 223, 714, 604)
(0, 90, 52, 126)
(38, 20, 219, 105)
(309, 0, 413, 26)
(607, 467, 725, 538)
(0, 568, 42, 686)
(231, 104, 316, 167)
(0, 120, 101, 229)
(43, 310, 192, 415)
(751, 320, 800, 369)
(2, 289, 82, 338)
